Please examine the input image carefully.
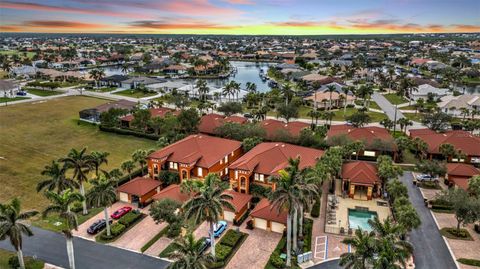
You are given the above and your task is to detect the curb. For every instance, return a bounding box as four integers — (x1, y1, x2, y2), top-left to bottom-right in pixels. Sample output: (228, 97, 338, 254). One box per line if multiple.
(429, 210, 460, 269)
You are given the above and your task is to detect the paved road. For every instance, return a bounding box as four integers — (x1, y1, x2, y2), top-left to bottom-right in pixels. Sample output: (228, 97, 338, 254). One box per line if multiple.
(308, 259, 341, 269)
(372, 92, 404, 121)
(400, 172, 457, 269)
(0, 227, 170, 269)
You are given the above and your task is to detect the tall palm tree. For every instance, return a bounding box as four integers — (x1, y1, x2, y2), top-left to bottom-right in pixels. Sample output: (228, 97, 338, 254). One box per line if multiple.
(43, 190, 84, 269)
(0, 198, 38, 269)
(196, 80, 209, 102)
(131, 149, 148, 172)
(86, 178, 117, 236)
(326, 84, 336, 111)
(90, 151, 110, 176)
(245, 82, 257, 93)
(60, 148, 95, 215)
(339, 229, 377, 269)
(37, 160, 79, 193)
(167, 233, 215, 269)
(182, 174, 234, 257)
(368, 216, 402, 238)
(121, 160, 135, 179)
(373, 237, 413, 269)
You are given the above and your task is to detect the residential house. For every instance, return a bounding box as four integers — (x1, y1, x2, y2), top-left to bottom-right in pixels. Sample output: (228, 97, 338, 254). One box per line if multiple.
(411, 84, 450, 101)
(445, 163, 480, 190)
(221, 190, 252, 223)
(228, 142, 323, 194)
(151, 184, 190, 204)
(78, 99, 136, 123)
(260, 119, 310, 141)
(99, 75, 129, 88)
(120, 76, 166, 89)
(147, 134, 243, 181)
(439, 94, 480, 117)
(326, 125, 398, 159)
(120, 107, 179, 128)
(0, 79, 20, 97)
(117, 177, 161, 207)
(198, 113, 247, 135)
(409, 129, 480, 164)
(250, 198, 287, 233)
(341, 161, 381, 200)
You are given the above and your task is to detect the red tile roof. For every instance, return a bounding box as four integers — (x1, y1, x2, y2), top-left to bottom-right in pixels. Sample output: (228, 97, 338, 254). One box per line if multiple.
(117, 177, 161, 196)
(152, 184, 190, 203)
(410, 129, 480, 156)
(446, 163, 480, 177)
(229, 142, 323, 176)
(260, 119, 310, 140)
(449, 177, 470, 190)
(121, 107, 179, 122)
(250, 198, 287, 224)
(148, 134, 242, 168)
(342, 161, 379, 185)
(198, 113, 247, 135)
(223, 190, 252, 213)
(327, 125, 396, 151)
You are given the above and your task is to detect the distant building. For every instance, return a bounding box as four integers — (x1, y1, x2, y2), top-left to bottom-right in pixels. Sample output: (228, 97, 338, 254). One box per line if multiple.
(78, 99, 136, 123)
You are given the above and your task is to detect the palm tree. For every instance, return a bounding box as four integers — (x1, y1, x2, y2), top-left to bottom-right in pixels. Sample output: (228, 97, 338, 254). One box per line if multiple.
(307, 109, 322, 125)
(43, 190, 84, 269)
(86, 178, 117, 236)
(90, 151, 109, 176)
(37, 160, 79, 193)
(60, 148, 95, 215)
(121, 63, 129, 74)
(0, 198, 38, 269)
(280, 83, 294, 105)
(167, 233, 215, 269)
(368, 216, 402, 238)
(373, 237, 413, 269)
(326, 84, 336, 111)
(196, 80, 209, 102)
(245, 82, 257, 93)
(182, 174, 234, 257)
(339, 229, 377, 269)
(121, 160, 135, 179)
(132, 149, 148, 172)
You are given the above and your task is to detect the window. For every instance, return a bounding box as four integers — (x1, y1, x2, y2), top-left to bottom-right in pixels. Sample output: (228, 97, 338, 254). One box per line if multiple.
(173, 163, 178, 170)
(224, 156, 228, 163)
(169, 162, 173, 169)
(259, 174, 265, 182)
(254, 173, 259, 181)
(235, 170, 238, 179)
(231, 151, 234, 156)
(255, 173, 264, 182)
(224, 167, 228, 175)
(197, 167, 203, 177)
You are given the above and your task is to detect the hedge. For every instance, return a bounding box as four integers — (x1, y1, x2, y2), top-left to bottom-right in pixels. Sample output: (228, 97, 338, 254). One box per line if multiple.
(118, 211, 143, 227)
(267, 237, 287, 269)
(440, 228, 473, 241)
(220, 230, 243, 247)
(99, 125, 160, 140)
(100, 223, 126, 241)
(117, 167, 147, 186)
(310, 199, 321, 218)
(457, 258, 480, 267)
(215, 244, 233, 262)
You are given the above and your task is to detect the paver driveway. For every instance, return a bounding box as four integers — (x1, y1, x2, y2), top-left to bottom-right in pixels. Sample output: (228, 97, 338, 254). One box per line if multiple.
(110, 215, 167, 252)
(225, 222, 281, 269)
(73, 202, 132, 240)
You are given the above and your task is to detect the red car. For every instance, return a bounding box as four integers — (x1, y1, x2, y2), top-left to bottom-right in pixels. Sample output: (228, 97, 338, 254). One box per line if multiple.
(110, 206, 132, 219)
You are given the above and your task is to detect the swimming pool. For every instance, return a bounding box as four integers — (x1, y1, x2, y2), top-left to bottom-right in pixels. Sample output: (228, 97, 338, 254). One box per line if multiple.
(348, 209, 378, 231)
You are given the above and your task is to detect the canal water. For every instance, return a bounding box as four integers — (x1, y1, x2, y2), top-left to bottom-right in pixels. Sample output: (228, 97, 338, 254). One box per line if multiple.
(93, 61, 276, 93)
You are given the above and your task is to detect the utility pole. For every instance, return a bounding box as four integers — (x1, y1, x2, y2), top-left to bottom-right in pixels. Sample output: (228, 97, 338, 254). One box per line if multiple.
(393, 103, 398, 134)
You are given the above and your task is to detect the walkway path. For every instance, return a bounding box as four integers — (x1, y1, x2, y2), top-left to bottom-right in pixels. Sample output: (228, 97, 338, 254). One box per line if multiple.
(372, 92, 404, 121)
(399, 172, 457, 269)
(0, 227, 169, 269)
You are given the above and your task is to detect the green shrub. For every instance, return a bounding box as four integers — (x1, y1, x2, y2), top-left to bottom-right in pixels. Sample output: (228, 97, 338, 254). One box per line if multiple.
(440, 228, 473, 240)
(215, 244, 233, 261)
(70, 202, 83, 213)
(110, 223, 126, 236)
(167, 222, 182, 238)
(118, 211, 142, 227)
(219, 230, 242, 247)
(310, 199, 320, 218)
(457, 258, 480, 267)
(206, 261, 225, 269)
(8, 255, 44, 269)
(99, 125, 160, 140)
(269, 251, 285, 268)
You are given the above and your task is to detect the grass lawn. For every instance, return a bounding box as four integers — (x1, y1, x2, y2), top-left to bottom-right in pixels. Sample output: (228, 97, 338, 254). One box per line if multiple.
(403, 112, 424, 122)
(0, 96, 156, 212)
(24, 88, 63, 97)
(331, 107, 387, 122)
(32, 207, 103, 233)
(355, 100, 381, 110)
(87, 87, 117, 93)
(399, 105, 417, 110)
(384, 93, 408, 105)
(114, 89, 158, 98)
(0, 249, 44, 269)
(0, 96, 30, 103)
(0, 50, 36, 59)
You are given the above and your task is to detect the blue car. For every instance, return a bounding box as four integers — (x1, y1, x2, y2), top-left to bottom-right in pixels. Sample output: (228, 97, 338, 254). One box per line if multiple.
(198, 237, 211, 253)
(210, 221, 227, 238)
(16, 91, 27, 96)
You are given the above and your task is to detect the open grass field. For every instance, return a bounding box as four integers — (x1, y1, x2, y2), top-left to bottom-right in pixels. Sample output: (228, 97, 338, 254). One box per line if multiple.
(0, 96, 30, 103)
(384, 93, 408, 105)
(0, 96, 156, 212)
(24, 88, 63, 97)
(0, 50, 36, 59)
(114, 89, 158, 98)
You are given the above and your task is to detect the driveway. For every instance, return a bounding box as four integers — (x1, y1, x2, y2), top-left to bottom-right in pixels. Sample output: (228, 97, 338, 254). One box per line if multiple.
(73, 202, 131, 240)
(400, 172, 457, 269)
(225, 222, 282, 269)
(372, 92, 404, 121)
(110, 214, 167, 252)
(0, 227, 169, 269)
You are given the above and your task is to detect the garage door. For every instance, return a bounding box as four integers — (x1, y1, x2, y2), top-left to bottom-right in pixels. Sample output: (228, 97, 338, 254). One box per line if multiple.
(223, 211, 236, 222)
(254, 218, 268, 230)
(271, 222, 285, 233)
(119, 192, 129, 203)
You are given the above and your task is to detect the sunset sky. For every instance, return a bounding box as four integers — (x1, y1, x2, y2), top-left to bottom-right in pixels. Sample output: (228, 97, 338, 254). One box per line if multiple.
(0, 0, 479, 34)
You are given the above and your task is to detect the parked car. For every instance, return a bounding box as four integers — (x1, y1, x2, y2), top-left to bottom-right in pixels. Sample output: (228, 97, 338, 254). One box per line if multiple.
(16, 91, 27, 96)
(87, 219, 112, 235)
(110, 206, 132, 219)
(415, 174, 439, 182)
(209, 220, 227, 238)
(198, 237, 211, 253)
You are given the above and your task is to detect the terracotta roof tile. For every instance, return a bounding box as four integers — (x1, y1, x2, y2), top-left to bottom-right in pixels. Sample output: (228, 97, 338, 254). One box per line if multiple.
(117, 177, 161, 196)
(223, 190, 252, 213)
(260, 119, 310, 140)
(410, 129, 480, 156)
(121, 107, 179, 122)
(198, 114, 247, 135)
(327, 125, 396, 151)
(152, 184, 190, 203)
(342, 161, 379, 185)
(250, 198, 287, 224)
(446, 163, 480, 177)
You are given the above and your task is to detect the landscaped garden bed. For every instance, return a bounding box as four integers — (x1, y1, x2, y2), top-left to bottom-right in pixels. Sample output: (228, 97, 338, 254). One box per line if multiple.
(208, 229, 248, 269)
(440, 227, 473, 241)
(457, 258, 480, 267)
(0, 249, 44, 269)
(96, 210, 145, 243)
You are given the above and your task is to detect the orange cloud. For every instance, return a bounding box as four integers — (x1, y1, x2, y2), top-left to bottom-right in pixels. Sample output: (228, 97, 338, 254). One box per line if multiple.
(270, 20, 346, 30)
(22, 20, 107, 29)
(128, 20, 237, 30)
(158, 0, 243, 16)
(0, 25, 21, 32)
(452, 24, 480, 32)
(0, 1, 145, 18)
